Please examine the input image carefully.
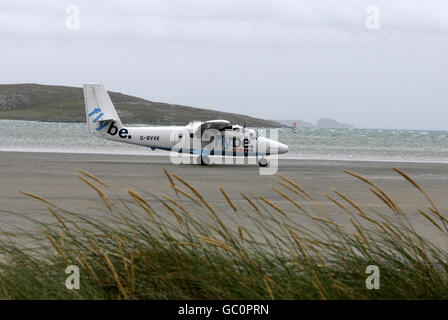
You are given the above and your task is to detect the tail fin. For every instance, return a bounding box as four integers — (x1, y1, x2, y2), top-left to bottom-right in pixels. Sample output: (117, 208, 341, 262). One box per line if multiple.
(83, 83, 122, 134)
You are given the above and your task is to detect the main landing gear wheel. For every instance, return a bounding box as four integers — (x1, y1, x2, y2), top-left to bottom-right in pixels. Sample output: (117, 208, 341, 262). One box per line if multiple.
(258, 157, 269, 167)
(200, 155, 211, 166)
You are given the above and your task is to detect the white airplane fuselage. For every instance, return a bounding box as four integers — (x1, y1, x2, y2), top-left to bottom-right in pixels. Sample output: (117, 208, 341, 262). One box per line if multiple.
(95, 121, 288, 156)
(84, 84, 289, 165)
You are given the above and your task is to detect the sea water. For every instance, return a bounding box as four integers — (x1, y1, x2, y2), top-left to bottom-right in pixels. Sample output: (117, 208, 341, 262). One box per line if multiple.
(1, 120, 448, 163)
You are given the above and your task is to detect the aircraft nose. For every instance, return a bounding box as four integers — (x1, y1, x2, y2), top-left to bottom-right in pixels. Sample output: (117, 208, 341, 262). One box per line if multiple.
(278, 143, 289, 154)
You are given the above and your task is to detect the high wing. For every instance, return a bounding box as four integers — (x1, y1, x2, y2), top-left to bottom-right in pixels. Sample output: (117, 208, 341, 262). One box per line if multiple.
(198, 120, 232, 133)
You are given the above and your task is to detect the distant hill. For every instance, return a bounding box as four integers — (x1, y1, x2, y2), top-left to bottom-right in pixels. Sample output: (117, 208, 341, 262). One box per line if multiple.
(276, 118, 354, 129)
(0, 84, 284, 127)
(317, 118, 353, 129)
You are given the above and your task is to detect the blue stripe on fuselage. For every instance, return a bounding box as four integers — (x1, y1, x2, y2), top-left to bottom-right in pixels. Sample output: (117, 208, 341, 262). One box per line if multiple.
(152, 147, 265, 157)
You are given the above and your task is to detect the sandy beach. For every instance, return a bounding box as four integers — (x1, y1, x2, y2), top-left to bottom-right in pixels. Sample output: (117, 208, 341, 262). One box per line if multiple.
(1, 151, 448, 241)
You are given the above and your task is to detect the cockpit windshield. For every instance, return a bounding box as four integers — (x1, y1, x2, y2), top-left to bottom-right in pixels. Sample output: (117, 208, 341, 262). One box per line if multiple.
(248, 129, 258, 140)
(231, 126, 258, 140)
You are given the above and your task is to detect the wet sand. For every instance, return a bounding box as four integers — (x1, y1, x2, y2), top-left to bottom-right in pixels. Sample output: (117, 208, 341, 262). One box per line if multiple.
(1, 151, 448, 241)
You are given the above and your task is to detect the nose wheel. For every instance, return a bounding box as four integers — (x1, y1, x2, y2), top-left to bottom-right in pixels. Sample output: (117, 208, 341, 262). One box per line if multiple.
(200, 155, 211, 166)
(258, 157, 269, 167)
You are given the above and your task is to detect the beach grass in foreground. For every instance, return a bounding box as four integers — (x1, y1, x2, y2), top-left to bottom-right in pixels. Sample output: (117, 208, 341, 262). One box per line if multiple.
(0, 168, 447, 299)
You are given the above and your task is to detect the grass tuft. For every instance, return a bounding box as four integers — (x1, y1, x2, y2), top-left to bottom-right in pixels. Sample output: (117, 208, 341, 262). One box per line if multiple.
(1, 168, 448, 299)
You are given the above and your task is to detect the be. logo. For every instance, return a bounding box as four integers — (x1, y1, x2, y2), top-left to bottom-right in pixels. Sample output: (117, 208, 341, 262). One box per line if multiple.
(107, 122, 132, 139)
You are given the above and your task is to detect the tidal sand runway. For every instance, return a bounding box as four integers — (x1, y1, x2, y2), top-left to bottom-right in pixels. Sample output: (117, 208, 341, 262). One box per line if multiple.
(1, 151, 448, 241)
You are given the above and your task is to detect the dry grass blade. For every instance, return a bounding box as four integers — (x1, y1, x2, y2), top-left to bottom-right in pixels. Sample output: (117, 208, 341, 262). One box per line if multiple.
(163, 168, 178, 197)
(172, 174, 217, 216)
(47, 206, 72, 235)
(276, 173, 312, 199)
(0, 232, 18, 237)
(276, 173, 330, 219)
(273, 186, 310, 216)
(79, 169, 134, 216)
(77, 169, 107, 186)
(288, 229, 308, 259)
(77, 174, 114, 212)
(311, 216, 343, 228)
(163, 168, 175, 187)
(349, 218, 370, 246)
(170, 185, 203, 207)
(333, 189, 381, 228)
(43, 231, 69, 264)
(342, 169, 402, 214)
(238, 225, 244, 241)
(333, 189, 365, 216)
(326, 195, 351, 213)
(393, 168, 447, 219)
(161, 201, 184, 228)
(160, 194, 189, 215)
(197, 236, 236, 254)
(128, 190, 155, 220)
(219, 187, 237, 212)
(78, 254, 101, 284)
(67, 217, 99, 251)
(286, 229, 328, 298)
(100, 248, 129, 299)
(428, 207, 448, 225)
(240, 193, 260, 213)
(172, 175, 237, 245)
(59, 229, 65, 250)
(19, 191, 58, 208)
(417, 209, 444, 233)
(382, 222, 404, 242)
(128, 189, 152, 209)
(258, 196, 287, 217)
(263, 276, 275, 300)
(368, 187, 399, 214)
(274, 180, 306, 199)
(393, 167, 448, 233)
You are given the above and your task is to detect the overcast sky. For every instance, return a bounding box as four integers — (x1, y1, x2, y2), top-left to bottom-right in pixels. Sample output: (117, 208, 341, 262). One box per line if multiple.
(1, 0, 447, 130)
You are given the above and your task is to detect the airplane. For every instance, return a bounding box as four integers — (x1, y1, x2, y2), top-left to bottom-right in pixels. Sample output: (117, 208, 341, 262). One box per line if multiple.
(83, 83, 289, 167)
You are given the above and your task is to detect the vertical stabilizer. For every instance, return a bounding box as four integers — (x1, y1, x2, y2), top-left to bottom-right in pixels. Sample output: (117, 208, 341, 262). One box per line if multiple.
(83, 84, 122, 134)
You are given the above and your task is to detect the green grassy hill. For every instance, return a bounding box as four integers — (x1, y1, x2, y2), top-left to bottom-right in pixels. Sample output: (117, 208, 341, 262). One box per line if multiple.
(0, 84, 283, 127)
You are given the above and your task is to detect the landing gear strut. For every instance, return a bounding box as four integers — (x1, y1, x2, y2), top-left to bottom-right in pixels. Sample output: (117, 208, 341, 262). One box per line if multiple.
(258, 157, 269, 167)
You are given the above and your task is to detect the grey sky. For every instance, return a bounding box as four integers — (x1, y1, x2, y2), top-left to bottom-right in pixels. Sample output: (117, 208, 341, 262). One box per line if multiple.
(1, 0, 447, 130)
